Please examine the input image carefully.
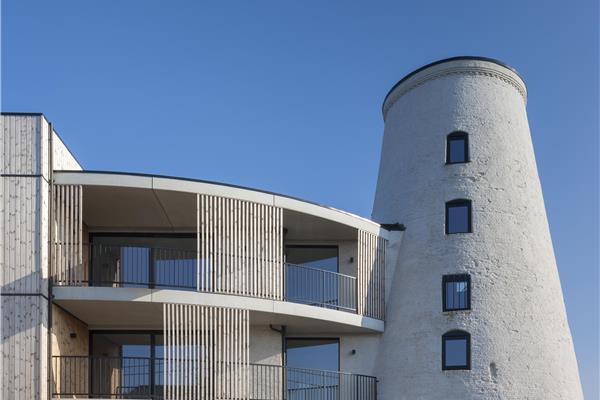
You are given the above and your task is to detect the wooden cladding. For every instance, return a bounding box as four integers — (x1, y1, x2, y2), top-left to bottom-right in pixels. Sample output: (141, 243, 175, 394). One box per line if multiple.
(51, 185, 84, 285)
(164, 304, 249, 400)
(198, 194, 283, 300)
(357, 230, 386, 320)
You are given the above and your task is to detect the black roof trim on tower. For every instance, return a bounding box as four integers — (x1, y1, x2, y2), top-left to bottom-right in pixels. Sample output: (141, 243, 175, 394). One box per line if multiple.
(382, 56, 525, 113)
(1, 111, 45, 116)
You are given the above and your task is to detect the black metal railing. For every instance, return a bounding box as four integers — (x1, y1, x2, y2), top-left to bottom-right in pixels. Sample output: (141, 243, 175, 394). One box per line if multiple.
(53, 356, 377, 400)
(284, 263, 356, 312)
(61, 243, 358, 312)
(52, 355, 164, 399)
(250, 363, 377, 400)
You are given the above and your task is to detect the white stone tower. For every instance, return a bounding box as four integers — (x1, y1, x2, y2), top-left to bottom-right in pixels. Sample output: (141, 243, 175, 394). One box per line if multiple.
(372, 57, 583, 399)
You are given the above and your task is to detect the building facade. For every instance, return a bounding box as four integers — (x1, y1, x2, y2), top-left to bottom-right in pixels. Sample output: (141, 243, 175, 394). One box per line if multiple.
(1, 57, 583, 399)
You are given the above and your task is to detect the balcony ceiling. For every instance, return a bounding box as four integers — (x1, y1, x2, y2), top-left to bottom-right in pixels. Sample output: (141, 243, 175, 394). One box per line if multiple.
(81, 185, 358, 240)
(55, 171, 387, 238)
(83, 186, 196, 231)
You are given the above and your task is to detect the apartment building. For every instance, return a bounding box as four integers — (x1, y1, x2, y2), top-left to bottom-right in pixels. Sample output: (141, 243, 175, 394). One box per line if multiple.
(1, 57, 583, 399)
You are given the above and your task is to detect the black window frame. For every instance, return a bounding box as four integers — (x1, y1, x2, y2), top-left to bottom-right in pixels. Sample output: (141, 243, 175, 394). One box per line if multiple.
(284, 244, 340, 272)
(284, 337, 340, 370)
(446, 131, 469, 164)
(445, 199, 472, 234)
(442, 274, 471, 311)
(442, 330, 471, 370)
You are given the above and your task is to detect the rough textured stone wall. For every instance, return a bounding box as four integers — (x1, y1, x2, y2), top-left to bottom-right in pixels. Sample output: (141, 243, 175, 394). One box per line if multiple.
(372, 59, 583, 399)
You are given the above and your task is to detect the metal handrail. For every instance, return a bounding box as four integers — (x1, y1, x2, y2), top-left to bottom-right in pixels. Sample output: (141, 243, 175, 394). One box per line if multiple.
(52, 356, 377, 399)
(283, 262, 357, 280)
(284, 262, 357, 312)
(54, 243, 359, 313)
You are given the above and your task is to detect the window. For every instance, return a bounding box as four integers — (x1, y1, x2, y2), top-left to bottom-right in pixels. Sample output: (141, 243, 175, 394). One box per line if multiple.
(442, 331, 471, 370)
(286, 338, 340, 393)
(285, 338, 339, 371)
(446, 131, 469, 164)
(445, 200, 472, 234)
(443, 274, 471, 311)
(285, 245, 339, 273)
(90, 233, 197, 289)
(90, 331, 164, 397)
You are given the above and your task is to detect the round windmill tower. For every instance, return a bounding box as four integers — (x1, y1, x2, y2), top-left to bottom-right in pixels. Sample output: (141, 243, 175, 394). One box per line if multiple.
(372, 57, 583, 399)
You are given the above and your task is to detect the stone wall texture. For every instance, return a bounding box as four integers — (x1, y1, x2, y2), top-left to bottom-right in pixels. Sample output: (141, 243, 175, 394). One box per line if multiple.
(372, 59, 583, 399)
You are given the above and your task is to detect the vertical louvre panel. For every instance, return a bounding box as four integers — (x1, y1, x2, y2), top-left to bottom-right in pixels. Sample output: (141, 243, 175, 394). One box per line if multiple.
(197, 194, 283, 299)
(357, 230, 386, 320)
(51, 184, 83, 286)
(164, 304, 249, 400)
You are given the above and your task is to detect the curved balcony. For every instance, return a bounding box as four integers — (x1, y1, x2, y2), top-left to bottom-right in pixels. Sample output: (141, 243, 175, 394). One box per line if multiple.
(52, 356, 377, 399)
(76, 243, 358, 313)
(50, 172, 388, 326)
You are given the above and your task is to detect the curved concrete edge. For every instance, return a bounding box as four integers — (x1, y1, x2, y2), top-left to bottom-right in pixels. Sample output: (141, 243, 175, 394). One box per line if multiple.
(53, 171, 389, 239)
(52, 286, 385, 333)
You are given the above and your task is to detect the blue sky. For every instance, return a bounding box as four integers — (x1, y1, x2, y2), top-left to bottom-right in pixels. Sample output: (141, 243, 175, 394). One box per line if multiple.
(2, 1, 598, 397)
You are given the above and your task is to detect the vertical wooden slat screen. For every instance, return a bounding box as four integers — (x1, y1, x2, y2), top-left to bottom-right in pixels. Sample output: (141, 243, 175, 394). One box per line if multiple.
(197, 194, 283, 300)
(357, 230, 386, 320)
(51, 184, 84, 285)
(164, 304, 249, 400)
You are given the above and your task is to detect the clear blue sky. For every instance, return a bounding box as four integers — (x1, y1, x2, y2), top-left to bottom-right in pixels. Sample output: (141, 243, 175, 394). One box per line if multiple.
(2, 1, 598, 397)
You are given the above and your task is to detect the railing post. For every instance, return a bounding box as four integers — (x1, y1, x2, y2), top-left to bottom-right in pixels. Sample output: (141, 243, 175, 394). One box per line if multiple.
(88, 244, 94, 287)
(283, 263, 287, 302)
(282, 365, 287, 400)
(149, 247, 155, 289)
(88, 356, 94, 398)
(322, 269, 325, 308)
(150, 336, 156, 397)
(355, 273, 359, 314)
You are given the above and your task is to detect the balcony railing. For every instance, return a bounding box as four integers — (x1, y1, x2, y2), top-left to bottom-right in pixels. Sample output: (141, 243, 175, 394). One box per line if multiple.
(250, 363, 377, 400)
(283, 263, 356, 312)
(64, 243, 358, 313)
(52, 356, 377, 400)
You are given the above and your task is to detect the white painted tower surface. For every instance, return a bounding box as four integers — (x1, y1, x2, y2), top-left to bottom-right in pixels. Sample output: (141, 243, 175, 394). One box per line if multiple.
(372, 57, 583, 399)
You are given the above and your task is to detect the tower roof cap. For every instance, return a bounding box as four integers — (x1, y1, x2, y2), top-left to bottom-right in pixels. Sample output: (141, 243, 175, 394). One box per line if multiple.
(382, 56, 527, 119)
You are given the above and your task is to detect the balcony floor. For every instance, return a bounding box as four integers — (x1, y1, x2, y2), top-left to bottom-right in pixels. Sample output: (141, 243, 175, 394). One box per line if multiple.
(52, 287, 384, 334)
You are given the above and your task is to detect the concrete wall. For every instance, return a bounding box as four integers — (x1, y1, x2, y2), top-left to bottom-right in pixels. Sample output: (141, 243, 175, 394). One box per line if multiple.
(250, 325, 282, 365)
(338, 240, 356, 277)
(339, 334, 380, 376)
(372, 58, 583, 399)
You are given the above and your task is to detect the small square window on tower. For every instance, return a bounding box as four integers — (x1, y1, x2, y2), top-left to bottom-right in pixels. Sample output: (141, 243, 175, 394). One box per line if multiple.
(442, 331, 471, 370)
(445, 199, 472, 234)
(446, 131, 469, 164)
(443, 274, 471, 311)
